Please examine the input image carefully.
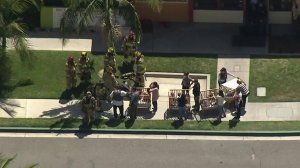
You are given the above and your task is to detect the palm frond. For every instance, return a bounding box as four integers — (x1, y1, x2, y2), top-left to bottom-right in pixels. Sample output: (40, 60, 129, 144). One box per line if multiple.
(77, 0, 100, 34)
(10, 0, 40, 14)
(145, 0, 162, 12)
(118, 0, 142, 44)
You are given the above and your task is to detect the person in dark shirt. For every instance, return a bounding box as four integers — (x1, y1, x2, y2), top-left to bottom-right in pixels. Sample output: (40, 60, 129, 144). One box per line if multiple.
(129, 87, 140, 120)
(177, 93, 187, 120)
(181, 72, 193, 93)
(192, 79, 201, 111)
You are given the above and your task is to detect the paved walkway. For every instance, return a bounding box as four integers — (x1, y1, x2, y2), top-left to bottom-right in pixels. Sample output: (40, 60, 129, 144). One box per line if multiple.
(216, 55, 300, 121)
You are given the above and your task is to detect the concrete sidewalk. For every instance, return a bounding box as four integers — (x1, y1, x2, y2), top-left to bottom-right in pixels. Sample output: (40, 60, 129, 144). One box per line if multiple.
(1, 98, 300, 121)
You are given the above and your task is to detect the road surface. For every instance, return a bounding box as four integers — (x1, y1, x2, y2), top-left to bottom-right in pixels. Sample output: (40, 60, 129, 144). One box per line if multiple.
(0, 135, 299, 168)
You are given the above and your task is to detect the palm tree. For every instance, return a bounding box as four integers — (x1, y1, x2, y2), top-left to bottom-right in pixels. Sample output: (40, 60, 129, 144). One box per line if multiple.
(0, 0, 39, 61)
(0, 0, 40, 117)
(0, 155, 38, 168)
(60, 0, 160, 49)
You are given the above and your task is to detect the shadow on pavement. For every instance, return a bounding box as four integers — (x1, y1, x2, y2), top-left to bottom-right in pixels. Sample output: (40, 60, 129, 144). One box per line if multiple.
(210, 119, 222, 126)
(124, 107, 155, 120)
(229, 118, 240, 129)
(75, 122, 93, 139)
(50, 118, 79, 129)
(105, 118, 123, 127)
(164, 109, 194, 120)
(59, 82, 93, 104)
(0, 99, 23, 117)
(198, 107, 219, 120)
(125, 119, 135, 128)
(171, 119, 184, 129)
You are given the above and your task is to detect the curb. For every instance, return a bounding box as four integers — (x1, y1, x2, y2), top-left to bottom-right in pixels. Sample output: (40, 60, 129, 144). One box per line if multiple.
(1, 127, 300, 136)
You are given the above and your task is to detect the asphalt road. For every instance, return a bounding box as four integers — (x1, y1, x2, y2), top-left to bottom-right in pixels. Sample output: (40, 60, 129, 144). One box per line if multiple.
(0, 136, 300, 168)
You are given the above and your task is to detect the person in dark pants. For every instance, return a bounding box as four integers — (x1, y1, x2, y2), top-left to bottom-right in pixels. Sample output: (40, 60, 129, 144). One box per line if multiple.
(217, 90, 226, 119)
(236, 78, 250, 109)
(177, 93, 187, 120)
(129, 87, 140, 120)
(110, 86, 127, 119)
(192, 79, 200, 111)
(233, 93, 242, 119)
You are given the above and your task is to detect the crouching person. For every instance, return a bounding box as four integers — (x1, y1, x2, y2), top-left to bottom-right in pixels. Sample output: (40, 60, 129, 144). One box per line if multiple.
(81, 91, 97, 125)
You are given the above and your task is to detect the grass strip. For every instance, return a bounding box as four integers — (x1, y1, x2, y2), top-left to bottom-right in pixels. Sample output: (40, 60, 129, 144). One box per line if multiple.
(249, 56, 300, 102)
(1, 118, 300, 131)
(2, 50, 217, 99)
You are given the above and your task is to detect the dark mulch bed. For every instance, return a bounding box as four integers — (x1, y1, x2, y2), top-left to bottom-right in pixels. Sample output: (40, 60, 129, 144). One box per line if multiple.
(269, 35, 300, 53)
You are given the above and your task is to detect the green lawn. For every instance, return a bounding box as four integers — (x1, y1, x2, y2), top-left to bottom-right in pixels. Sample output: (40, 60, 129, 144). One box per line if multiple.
(249, 56, 300, 102)
(1, 51, 217, 99)
(1, 118, 300, 131)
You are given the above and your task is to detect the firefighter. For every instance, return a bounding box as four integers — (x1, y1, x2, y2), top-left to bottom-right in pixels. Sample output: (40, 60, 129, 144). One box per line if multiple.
(78, 52, 93, 83)
(103, 66, 118, 94)
(104, 47, 117, 74)
(81, 91, 97, 125)
(94, 81, 111, 111)
(134, 51, 146, 87)
(122, 30, 137, 57)
(121, 31, 137, 73)
(65, 56, 77, 90)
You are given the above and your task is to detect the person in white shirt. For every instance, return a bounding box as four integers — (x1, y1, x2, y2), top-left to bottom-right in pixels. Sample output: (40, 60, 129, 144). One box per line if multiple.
(149, 82, 159, 112)
(236, 78, 250, 109)
(110, 86, 128, 119)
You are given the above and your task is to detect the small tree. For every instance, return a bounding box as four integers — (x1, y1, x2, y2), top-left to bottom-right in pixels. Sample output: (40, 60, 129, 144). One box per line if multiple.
(0, 0, 40, 62)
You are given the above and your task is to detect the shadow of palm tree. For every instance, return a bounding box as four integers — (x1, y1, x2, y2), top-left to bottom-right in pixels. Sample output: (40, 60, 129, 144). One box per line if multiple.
(0, 99, 23, 117)
(40, 100, 82, 118)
